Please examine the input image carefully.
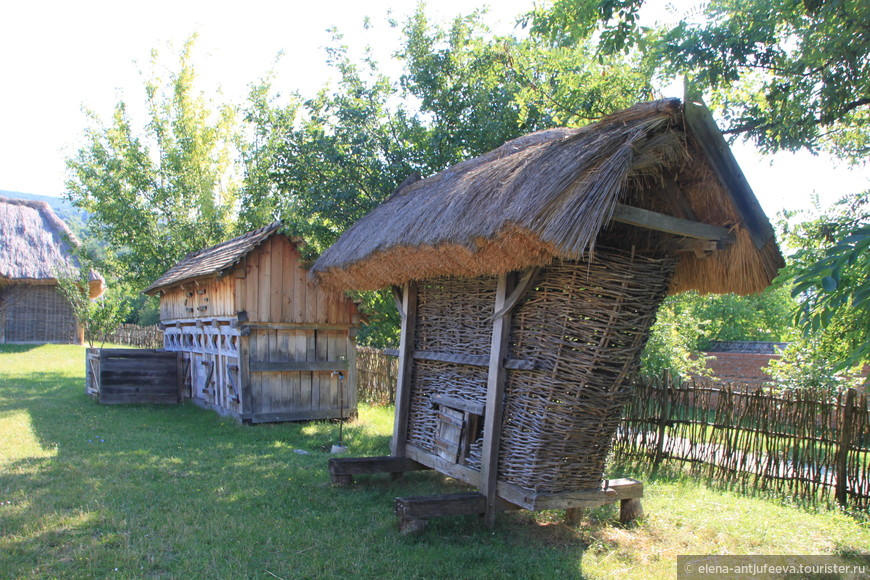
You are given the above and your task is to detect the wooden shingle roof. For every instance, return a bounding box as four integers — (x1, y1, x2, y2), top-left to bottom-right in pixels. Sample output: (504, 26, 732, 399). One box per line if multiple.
(143, 222, 301, 295)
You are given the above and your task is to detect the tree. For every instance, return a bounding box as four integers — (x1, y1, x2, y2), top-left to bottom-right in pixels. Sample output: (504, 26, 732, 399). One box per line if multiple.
(526, 0, 870, 160)
(56, 264, 131, 348)
(780, 191, 870, 372)
(66, 36, 240, 291)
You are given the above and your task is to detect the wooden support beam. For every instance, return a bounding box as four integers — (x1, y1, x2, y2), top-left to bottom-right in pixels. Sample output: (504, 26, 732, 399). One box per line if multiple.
(481, 272, 513, 527)
(405, 349, 535, 370)
(250, 360, 348, 373)
(490, 266, 540, 320)
(612, 203, 735, 243)
(391, 281, 418, 457)
(395, 492, 486, 520)
(328, 455, 429, 485)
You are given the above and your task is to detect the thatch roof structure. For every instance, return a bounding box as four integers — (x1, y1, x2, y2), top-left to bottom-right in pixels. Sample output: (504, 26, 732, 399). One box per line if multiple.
(311, 99, 783, 294)
(144, 222, 302, 295)
(0, 196, 103, 296)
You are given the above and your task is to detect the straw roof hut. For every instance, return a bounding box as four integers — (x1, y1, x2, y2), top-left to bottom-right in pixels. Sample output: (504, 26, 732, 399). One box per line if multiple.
(318, 99, 785, 528)
(0, 196, 104, 344)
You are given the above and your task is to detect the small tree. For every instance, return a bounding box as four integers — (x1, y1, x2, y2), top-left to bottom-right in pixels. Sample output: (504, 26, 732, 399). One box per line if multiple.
(56, 267, 131, 348)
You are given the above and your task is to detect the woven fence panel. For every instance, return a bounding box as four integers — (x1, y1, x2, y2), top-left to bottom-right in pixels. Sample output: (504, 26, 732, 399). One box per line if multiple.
(2, 284, 77, 343)
(356, 345, 398, 405)
(498, 249, 677, 493)
(614, 379, 870, 509)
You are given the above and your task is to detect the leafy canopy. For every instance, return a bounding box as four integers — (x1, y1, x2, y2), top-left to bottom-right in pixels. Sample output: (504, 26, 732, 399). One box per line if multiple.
(66, 36, 240, 291)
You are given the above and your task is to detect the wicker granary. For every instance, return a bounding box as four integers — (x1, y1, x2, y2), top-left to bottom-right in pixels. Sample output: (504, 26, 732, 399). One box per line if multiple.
(144, 223, 360, 423)
(313, 99, 784, 525)
(0, 196, 104, 344)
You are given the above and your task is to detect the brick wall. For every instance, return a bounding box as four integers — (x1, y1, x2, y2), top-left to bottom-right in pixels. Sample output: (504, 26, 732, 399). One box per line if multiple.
(702, 351, 780, 386)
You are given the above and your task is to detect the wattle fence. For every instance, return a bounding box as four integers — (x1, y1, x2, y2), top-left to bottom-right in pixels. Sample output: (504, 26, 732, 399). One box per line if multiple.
(613, 377, 870, 509)
(353, 348, 870, 509)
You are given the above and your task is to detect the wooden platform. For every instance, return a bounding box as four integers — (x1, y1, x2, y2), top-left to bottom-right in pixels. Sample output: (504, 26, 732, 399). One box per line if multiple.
(329, 455, 644, 531)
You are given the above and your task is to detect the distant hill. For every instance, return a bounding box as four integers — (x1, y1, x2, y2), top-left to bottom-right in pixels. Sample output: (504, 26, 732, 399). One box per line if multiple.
(0, 190, 88, 236)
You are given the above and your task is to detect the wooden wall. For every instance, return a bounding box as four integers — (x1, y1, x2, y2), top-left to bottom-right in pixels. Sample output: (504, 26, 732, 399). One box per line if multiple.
(158, 235, 358, 326)
(158, 233, 359, 423)
(86, 348, 181, 404)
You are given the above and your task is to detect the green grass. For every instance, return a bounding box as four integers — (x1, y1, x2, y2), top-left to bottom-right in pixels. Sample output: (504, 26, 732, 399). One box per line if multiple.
(1, 345, 868, 579)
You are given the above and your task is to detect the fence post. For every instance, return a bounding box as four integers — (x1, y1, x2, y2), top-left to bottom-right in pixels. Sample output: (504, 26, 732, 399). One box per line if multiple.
(653, 370, 672, 469)
(835, 388, 857, 507)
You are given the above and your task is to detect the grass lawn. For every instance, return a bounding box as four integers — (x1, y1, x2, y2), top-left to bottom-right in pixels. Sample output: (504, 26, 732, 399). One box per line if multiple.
(1, 345, 868, 578)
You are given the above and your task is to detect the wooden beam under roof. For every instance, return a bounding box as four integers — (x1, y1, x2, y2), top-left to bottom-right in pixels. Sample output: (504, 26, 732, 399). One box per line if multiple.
(612, 203, 735, 244)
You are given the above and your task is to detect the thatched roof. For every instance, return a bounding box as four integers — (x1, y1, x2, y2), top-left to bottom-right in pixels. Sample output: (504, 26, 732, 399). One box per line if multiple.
(144, 222, 302, 295)
(311, 99, 784, 295)
(0, 196, 104, 296)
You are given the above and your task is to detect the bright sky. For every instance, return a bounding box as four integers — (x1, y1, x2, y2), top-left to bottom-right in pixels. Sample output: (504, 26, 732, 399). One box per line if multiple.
(1, 0, 866, 222)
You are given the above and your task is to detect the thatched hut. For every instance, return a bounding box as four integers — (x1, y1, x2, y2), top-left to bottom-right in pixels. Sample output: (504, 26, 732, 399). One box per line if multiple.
(0, 196, 103, 344)
(316, 99, 784, 527)
(143, 223, 361, 423)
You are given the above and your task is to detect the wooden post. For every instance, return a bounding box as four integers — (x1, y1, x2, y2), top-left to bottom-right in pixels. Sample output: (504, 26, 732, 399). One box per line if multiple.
(481, 272, 513, 528)
(835, 388, 857, 507)
(391, 282, 417, 457)
(653, 371, 671, 470)
(239, 333, 252, 417)
(346, 327, 358, 416)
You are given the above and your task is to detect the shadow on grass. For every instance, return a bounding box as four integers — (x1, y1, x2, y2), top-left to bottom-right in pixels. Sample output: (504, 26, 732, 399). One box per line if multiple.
(1, 352, 593, 578)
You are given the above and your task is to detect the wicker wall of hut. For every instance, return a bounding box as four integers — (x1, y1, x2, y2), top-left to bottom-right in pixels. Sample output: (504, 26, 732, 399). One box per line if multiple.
(0, 283, 79, 344)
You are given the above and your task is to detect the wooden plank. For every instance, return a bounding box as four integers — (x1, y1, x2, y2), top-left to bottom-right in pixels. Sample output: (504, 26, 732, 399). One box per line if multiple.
(612, 203, 735, 243)
(496, 478, 643, 511)
(249, 360, 348, 373)
(258, 240, 272, 322)
(239, 322, 356, 331)
(395, 492, 486, 520)
(405, 444, 481, 487)
(292, 246, 306, 324)
(241, 407, 356, 423)
(406, 349, 534, 370)
(246, 253, 260, 323)
(346, 328, 358, 414)
(271, 235, 284, 323)
(328, 456, 429, 477)
(392, 282, 417, 457)
(431, 393, 485, 416)
(683, 98, 774, 249)
(281, 236, 294, 323)
(239, 334, 251, 415)
(301, 330, 314, 411)
(481, 272, 512, 527)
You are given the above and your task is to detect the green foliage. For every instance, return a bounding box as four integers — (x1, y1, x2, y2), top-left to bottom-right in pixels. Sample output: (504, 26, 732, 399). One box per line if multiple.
(55, 263, 132, 348)
(779, 191, 870, 373)
(641, 288, 795, 379)
(527, 0, 870, 160)
(66, 36, 240, 291)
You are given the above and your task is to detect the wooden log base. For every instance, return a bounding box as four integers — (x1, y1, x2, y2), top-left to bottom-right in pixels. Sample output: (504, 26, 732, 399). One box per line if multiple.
(619, 498, 644, 524)
(395, 492, 487, 534)
(328, 456, 430, 485)
(564, 507, 585, 526)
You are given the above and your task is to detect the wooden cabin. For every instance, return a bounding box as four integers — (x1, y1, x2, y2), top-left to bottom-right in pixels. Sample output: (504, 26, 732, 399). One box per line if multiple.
(143, 223, 360, 424)
(0, 196, 104, 344)
(313, 99, 784, 529)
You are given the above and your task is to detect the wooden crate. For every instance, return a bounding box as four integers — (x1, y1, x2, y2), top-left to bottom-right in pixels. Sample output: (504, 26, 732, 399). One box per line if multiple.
(86, 348, 181, 405)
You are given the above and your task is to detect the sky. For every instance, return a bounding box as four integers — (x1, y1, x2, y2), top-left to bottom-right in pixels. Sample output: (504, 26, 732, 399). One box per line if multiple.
(1, 0, 866, 222)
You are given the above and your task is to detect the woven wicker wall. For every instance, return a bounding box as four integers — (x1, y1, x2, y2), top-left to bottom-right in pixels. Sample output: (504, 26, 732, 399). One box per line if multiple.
(1, 284, 78, 343)
(403, 248, 677, 495)
(407, 276, 496, 452)
(499, 250, 677, 493)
